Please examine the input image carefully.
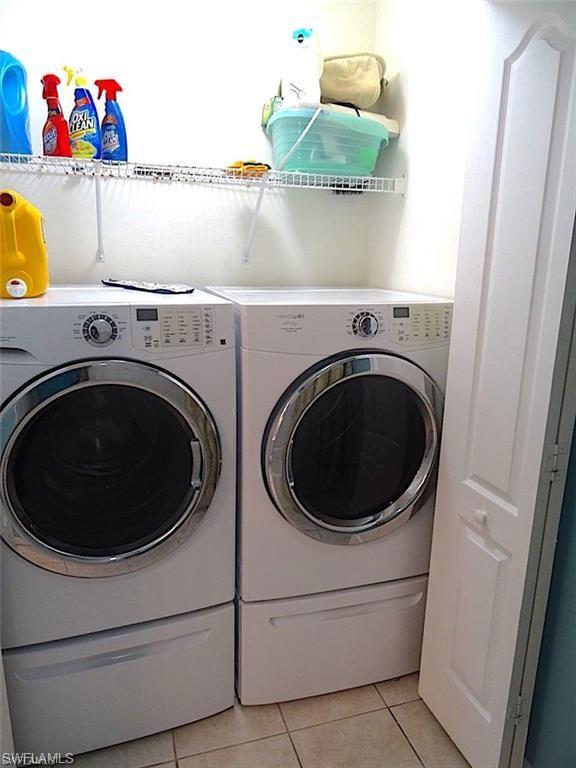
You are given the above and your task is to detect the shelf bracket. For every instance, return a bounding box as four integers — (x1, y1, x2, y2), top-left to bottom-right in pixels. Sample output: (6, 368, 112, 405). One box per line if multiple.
(94, 172, 105, 263)
(242, 106, 323, 265)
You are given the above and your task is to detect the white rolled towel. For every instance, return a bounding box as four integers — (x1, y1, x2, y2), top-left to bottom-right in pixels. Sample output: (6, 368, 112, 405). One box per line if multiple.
(320, 53, 386, 109)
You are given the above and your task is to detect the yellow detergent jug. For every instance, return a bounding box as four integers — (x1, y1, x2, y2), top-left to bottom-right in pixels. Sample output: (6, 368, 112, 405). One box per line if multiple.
(0, 190, 49, 298)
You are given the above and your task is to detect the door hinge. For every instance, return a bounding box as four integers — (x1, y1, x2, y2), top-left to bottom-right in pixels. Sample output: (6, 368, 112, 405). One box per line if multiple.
(547, 443, 569, 482)
(513, 695, 524, 727)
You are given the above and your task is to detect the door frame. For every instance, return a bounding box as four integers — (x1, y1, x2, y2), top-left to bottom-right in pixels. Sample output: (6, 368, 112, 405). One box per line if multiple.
(504, 218, 576, 767)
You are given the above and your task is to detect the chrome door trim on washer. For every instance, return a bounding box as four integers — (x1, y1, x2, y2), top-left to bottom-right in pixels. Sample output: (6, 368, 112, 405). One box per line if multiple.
(0, 359, 221, 577)
(263, 352, 443, 545)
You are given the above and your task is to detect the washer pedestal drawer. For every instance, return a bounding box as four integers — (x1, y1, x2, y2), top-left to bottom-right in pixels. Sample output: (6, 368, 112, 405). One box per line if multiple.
(238, 577, 427, 705)
(3, 602, 234, 754)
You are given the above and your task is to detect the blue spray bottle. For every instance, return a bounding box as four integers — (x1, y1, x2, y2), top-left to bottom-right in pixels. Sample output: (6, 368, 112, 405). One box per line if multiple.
(95, 79, 127, 162)
(65, 67, 101, 159)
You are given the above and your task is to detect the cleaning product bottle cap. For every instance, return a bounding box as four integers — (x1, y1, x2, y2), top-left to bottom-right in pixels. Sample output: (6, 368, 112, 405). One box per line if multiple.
(94, 79, 123, 100)
(0, 192, 15, 207)
(63, 66, 75, 86)
(41, 74, 61, 100)
(63, 66, 88, 88)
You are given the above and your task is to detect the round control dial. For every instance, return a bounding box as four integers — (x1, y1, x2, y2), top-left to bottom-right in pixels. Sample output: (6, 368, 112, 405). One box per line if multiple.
(83, 314, 118, 346)
(352, 311, 379, 338)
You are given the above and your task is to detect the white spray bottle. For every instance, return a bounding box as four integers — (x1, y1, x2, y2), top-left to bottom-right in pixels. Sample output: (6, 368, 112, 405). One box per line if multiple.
(281, 27, 323, 107)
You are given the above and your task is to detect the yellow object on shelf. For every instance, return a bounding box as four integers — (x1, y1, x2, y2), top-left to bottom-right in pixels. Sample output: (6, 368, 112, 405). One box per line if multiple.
(227, 160, 271, 178)
(0, 190, 49, 298)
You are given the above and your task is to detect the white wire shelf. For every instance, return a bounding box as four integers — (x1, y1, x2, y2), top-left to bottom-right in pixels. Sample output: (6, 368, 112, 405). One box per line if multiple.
(0, 154, 406, 195)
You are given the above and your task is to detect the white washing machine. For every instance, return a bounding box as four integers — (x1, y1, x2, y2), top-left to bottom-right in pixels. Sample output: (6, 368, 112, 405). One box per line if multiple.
(209, 287, 452, 704)
(0, 286, 236, 753)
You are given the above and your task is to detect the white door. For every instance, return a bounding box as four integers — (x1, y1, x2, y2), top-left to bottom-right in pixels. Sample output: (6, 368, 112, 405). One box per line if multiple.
(419, 5, 576, 768)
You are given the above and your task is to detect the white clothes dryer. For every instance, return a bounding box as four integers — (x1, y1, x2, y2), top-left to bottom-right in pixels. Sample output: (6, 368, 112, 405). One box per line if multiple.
(0, 286, 236, 753)
(209, 287, 452, 704)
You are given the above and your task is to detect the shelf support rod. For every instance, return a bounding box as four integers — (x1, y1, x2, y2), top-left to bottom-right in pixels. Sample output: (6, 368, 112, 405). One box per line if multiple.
(94, 170, 105, 263)
(242, 107, 323, 265)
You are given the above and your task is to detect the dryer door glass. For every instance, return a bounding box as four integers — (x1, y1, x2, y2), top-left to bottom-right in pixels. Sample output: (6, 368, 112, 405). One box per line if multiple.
(289, 375, 426, 525)
(0, 361, 221, 576)
(263, 353, 442, 545)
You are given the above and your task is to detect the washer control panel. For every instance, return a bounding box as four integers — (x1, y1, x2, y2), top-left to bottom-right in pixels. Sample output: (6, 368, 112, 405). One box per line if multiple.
(131, 306, 215, 350)
(389, 303, 452, 345)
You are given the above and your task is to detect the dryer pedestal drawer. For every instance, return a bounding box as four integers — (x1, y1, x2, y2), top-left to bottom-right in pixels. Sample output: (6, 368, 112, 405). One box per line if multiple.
(238, 577, 427, 705)
(3, 602, 234, 754)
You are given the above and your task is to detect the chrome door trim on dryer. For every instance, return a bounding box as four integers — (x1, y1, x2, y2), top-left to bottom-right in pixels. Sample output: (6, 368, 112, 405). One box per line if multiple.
(263, 352, 443, 545)
(0, 359, 221, 577)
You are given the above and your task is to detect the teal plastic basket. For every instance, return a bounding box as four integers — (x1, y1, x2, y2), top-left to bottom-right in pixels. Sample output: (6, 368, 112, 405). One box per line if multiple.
(266, 107, 389, 176)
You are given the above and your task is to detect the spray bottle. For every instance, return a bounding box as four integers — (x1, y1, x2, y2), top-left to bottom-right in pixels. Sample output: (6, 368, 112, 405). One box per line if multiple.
(65, 67, 101, 159)
(41, 74, 71, 157)
(94, 79, 127, 162)
(281, 27, 323, 107)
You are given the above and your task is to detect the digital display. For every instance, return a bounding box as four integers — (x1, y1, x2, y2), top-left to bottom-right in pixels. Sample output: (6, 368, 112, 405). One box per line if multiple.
(393, 307, 410, 318)
(136, 308, 158, 322)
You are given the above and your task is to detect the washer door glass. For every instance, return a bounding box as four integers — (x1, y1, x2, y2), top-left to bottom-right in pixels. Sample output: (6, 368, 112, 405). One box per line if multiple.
(263, 353, 443, 544)
(0, 361, 221, 576)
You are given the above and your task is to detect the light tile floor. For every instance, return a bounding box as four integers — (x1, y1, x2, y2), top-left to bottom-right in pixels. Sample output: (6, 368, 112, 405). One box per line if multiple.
(74, 674, 470, 768)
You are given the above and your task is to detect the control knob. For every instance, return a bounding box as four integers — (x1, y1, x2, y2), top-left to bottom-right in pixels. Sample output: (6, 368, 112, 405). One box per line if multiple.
(83, 315, 117, 345)
(352, 312, 378, 338)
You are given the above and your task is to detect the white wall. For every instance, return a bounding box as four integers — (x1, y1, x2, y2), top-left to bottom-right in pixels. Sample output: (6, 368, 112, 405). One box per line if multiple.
(367, 0, 486, 298)
(1, 0, 480, 295)
(0, 0, 380, 287)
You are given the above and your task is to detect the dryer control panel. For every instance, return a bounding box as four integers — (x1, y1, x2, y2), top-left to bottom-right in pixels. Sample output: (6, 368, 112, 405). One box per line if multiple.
(131, 306, 215, 350)
(389, 303, 452, 345)
(346, 308, 386, 339)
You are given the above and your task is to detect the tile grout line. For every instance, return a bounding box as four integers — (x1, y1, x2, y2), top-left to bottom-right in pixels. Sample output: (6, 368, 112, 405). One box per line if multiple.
(388, 703, 426, 768)
(393, 700, 472, 768)
(278, 703, 305, 768)
(75, 747, 177, 767)
(373, 682, 390, 707)
(170, 729, 288, 762)
(170, 728, 177, 765)
(386, 695, 421, 707)
(173, 704, 393, 764)
(284, 700, 389, 735)
(163, 691, 421, 765)
(173, 700, 391, 762)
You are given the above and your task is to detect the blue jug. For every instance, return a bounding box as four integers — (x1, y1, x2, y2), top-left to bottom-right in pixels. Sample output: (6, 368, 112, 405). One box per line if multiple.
(0, 51, 33, 155)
